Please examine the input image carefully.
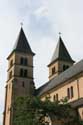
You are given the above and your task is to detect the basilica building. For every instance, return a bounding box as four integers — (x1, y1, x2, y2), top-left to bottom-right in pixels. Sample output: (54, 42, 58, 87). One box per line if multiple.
(3, 28, 83, 125)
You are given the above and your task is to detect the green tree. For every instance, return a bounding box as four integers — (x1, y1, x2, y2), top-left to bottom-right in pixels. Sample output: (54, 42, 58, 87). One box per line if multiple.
(12, 96, 81, 125)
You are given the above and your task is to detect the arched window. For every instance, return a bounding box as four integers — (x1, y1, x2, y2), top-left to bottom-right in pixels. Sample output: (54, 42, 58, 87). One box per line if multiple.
(53, 95, 56, 101)
(53, 94, 58, 101)
(71, 86, 74, 98)
(67, 87, 74, 99)
(67, 88, 70, 99)
(56, 94, 58, 101)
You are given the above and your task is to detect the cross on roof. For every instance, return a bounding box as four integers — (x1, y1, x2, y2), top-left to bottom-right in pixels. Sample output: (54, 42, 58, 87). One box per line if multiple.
(20, 22, 23, 27)
(59, 32, 61, 37)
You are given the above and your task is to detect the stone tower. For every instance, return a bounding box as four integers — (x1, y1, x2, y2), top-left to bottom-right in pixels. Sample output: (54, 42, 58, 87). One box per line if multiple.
(3, 28, 35, 125)
(48, 36, 75, 80)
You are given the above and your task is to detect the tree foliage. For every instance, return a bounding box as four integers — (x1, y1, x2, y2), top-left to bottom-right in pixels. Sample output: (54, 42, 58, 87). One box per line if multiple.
(12, 96, 81, 125)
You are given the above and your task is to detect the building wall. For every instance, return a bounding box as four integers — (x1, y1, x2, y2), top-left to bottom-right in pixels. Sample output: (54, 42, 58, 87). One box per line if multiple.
(49, 61, 59, 80)
(15, 53, 33, 67)
(41, 73, 83, 103)
(4, 51, 35, 125)
(40, 73, 83, 124)
(4, 79, 13, 125)
(58, 60, 73, 73)
(48, 60, 73, 80)
(78, 76, 83, 98)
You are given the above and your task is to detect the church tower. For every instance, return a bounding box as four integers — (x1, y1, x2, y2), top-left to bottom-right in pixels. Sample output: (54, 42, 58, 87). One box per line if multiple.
(48, 36, 75, 80)
(3, 28, 35, 125)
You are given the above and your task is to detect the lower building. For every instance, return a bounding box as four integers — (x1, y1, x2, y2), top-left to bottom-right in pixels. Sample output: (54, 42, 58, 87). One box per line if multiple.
(3, 28, 83, 125)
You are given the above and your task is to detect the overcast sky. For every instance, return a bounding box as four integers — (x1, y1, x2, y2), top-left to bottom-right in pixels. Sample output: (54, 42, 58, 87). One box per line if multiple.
(0, 0, 83, 124)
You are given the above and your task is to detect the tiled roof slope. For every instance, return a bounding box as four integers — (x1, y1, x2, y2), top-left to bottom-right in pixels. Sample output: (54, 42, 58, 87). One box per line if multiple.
(7, 28, 35, 59)
(70, 98, 83, 108)
(13, 28, 35, 55)
(37, 59, 83, 96)
(48, 37, 74, 66)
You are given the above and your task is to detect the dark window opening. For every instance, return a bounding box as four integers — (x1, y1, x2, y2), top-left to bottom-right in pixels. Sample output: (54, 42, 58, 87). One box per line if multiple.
(24, 58, 28, 66)
(9, 71, 12, 79)
(56, 94, 58, 101)
(63, 65, 69, 71)
(67, 86, 74, 99)
(20, 69, 28, 78)
(71, 86, 74, 98)
(20, 69, 24, 77)
(20, 57, 28, 66)
(22, 82, 25, 87)
(53, 94, 58, 101)
(52, 67, 56, 75)
(53, 95, 56, 101)
(67, 88, 70, 99)
(20, 57, 24, 65)
(24, 70, 27, 77)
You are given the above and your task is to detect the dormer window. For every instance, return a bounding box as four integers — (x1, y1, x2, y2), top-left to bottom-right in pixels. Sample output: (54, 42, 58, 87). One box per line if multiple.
(52, 67, 56, 75)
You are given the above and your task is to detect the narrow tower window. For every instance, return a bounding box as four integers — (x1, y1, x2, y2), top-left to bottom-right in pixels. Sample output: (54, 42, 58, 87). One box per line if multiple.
(63, 65, 69, 71)
(20, 69, 23, 77)
(52, 67, 56, 75)
(9, 71, 12, 79)
(22, 82, 25, 87)
(20, 57, 28, 66)
(10, 60, 13, 67)
(24, 58, 28, 66)
(24, 69, 27, 77)
(20, 57, 24, 65)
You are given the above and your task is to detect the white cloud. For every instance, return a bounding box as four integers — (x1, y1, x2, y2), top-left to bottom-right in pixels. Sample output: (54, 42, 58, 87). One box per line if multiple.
(34, 6, 48, 19)
(33, 36, 56, 87)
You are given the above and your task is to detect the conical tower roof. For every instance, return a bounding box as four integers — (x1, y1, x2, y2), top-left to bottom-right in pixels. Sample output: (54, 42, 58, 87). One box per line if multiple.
(48, 37, 74, 66)
(7, 28, 35, 59)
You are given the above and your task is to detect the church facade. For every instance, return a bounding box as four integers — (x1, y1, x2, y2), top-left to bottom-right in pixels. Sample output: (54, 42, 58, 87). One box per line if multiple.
(3, 28, 83, 125)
